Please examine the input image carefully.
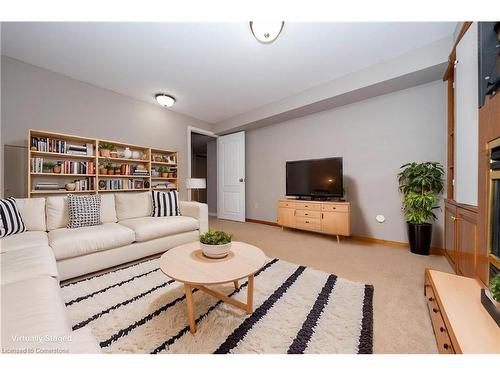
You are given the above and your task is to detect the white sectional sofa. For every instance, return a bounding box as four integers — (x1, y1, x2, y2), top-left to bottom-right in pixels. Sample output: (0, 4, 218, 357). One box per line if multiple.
(0, 192, 208, 353)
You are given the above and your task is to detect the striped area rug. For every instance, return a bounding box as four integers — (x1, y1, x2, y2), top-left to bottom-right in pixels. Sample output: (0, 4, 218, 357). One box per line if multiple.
(61, 257, 373, 354)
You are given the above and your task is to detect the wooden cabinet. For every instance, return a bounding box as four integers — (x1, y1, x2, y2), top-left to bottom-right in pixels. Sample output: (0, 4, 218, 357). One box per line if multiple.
(444, 199, 478, 278)
(456, 207, 478, 277)
(424, 269, 499, 354)
(277, 199, 351, 241)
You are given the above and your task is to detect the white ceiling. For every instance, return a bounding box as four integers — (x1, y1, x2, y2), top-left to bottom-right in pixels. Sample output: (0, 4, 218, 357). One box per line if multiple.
(1, 22, 456, 124)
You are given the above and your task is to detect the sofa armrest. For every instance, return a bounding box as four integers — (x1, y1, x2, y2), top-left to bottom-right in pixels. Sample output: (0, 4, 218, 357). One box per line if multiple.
(179, 201, 208, 234)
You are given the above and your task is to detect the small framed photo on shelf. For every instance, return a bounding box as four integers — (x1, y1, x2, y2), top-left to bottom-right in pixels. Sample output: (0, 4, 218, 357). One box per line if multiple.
(134, 180, 144, 189)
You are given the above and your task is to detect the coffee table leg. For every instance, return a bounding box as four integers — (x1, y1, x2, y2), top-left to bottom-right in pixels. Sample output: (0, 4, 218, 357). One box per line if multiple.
(233, 280, 239, 289)
(246, 274, 254, 314)
(184, 284, 196, 334)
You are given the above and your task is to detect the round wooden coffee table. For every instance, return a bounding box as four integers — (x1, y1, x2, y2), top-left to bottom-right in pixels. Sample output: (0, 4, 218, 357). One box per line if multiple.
(160, 241, 267, 334)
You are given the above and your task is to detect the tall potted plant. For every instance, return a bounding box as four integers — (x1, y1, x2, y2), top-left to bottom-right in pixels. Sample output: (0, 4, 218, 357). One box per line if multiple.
(397, 162, 444, 255)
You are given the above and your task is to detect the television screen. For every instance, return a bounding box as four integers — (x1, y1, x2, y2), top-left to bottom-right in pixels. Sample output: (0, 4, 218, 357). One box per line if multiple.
(286, 157, 343, 198)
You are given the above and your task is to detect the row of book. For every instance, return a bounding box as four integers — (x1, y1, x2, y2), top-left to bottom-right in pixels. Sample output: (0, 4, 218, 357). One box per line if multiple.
(31, 158, 95, 174)
(99, 179, 146, 190)
(31, 137, 94, 156)
(34, 178, 95, 191)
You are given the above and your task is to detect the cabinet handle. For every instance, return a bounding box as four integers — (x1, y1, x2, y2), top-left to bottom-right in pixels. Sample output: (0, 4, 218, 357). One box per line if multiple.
(332, 207, 336, 210)
(451, 216, 456, 221)
(428, 297, 434, 302)
(432, 307, 439, 313)
(443, 343, 449, 350)
(321, 213, 324, 219)
(305, 221, 309, 224)
(305, 213, 308, 216)
(439, 327, 445, 333)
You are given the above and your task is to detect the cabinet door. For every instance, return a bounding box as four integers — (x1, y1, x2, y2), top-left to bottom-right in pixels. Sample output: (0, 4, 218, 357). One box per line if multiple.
(457, 207, 478, 278)
(444, 202, 457, 269)
(321, 212, 349, 236)
(277, 207, 296, 228)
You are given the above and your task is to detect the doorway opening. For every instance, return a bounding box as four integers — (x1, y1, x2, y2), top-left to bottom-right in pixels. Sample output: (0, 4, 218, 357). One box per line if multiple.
(189, 129, 217, 216)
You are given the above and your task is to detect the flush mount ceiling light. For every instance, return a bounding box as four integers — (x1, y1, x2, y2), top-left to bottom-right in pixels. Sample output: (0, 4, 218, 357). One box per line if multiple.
(155, 94, 176, 108)
(249, 21, 284, 44)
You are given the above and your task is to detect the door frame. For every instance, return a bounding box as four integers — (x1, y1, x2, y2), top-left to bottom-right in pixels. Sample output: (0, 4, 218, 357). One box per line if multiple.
(187, 126, 217, 202)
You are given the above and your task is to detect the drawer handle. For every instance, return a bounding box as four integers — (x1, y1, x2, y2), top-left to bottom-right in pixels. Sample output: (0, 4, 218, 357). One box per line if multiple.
(432, 307, 439, 313)
(305, 213, 308, 216)
(305, 221, 310, 224)
(332, 207, 336, 210)
(439, 327, 445, 333)
(443, 343, 449, 350)
(428, 297, 434, 301)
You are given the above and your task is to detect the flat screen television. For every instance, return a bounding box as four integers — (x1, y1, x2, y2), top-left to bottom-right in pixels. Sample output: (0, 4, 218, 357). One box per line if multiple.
(286, 157, 343, 199)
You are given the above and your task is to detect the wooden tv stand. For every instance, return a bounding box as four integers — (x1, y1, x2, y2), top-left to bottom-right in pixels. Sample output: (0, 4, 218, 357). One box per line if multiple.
(276, 198, 351, 242)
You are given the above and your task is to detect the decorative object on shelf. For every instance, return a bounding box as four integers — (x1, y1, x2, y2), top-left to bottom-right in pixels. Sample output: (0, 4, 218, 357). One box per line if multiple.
(99, 159, 111, 175)
(99, 143, 116, 157)
(65, 183, 76, 191)
(186, 178, 206, 202)
(132, 150, 141, 159)
(158, 166, 169, 178)
(397, 162, 444, 255)
(199, 229, 232, 259)
(99, 180, 106, 189)
(123, 147, 132, 159)
(144, 181, 150, 189)
(481, 274, 500, 326)
(52, 163, 62, 174)
(154, 155, 163, 162)
(134, 180, 145, 189)
(42, 161, 56, 173)
(152, 169, 160, 177)
(113, 164, 121, 175)
(110, 151, 119, 158)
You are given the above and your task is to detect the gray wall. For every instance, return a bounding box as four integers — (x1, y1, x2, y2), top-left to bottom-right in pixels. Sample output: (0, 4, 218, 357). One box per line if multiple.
(246, 80, 447, 247)
(206, 139, 217, 214)
(1, 56, 213, 199)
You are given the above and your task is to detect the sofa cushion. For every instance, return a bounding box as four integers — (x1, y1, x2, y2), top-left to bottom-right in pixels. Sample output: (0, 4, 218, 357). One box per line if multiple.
(115, 191, 152, 220)
(67, 194, 101, 228)
(15, 197, 46, 231)
(119, 215, 199, 242)
(1, 276, 71, 352)
(49, 223, 135, 260)
(0, 197, 26, 238)
(0, 231, 49, 253)
(46, 194, 118, 231)
(1, 245, 58, 285)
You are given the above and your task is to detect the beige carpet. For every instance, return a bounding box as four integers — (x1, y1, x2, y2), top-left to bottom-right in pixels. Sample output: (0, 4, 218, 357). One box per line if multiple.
(208, 217, 453, 354)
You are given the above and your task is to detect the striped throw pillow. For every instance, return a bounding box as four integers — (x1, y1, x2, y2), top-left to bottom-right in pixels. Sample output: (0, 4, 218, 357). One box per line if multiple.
(0, 197, 27, 238)
(151, 190, 180, 217)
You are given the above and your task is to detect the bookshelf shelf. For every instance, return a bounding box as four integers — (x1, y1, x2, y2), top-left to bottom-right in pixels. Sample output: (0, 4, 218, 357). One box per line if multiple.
(151, 177, 177, 180)
(30, 151, 95, 159)
(28, 130, 178, 197)
(30, 190, 96, 195)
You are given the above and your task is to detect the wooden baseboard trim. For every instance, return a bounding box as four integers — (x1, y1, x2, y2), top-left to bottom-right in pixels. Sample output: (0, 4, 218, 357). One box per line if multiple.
(244, 218, 445, 255)
(245, 218, 280, 227)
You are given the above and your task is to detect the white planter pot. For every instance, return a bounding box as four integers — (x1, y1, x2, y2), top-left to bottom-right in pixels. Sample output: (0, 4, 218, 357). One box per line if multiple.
(200, 242, 231, 259)
(123, 147, 132, 159)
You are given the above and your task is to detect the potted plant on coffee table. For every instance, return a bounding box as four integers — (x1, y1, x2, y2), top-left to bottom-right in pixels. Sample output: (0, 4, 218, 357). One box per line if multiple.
(397, 162, 444, 255)
(199, 229, 232, 259)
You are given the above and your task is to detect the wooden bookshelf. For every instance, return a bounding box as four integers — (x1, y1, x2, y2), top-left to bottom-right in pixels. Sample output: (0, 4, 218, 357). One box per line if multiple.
(150, 147, 178, 192)
(28, 130, 178, 197)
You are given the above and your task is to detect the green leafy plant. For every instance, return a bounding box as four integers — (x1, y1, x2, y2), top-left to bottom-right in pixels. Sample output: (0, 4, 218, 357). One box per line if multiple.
(98, 142, 117, 151)
(490, 274, 500, 302)
(42, 161, 56, 171)
(199, 229, 232, 245)
(157, 166, 168, 173)
(397, 162, 444, 224)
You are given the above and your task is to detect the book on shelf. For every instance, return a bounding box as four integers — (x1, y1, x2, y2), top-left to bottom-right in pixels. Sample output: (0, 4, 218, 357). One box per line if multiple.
(99, 179, 145, 190)
(31, 136, 94, 156)
(31, 158, 94, 174)
(34, 178, 94, 191)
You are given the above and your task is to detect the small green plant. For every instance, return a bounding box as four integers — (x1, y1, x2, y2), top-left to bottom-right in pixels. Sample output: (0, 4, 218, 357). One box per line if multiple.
(397, 162, 444, 224)
(99, 142, 117, 151)
(42, 161, 56, 171)
(199, 229, 232, 245)
(490, 274, 500, 303)
(157, 166, 168, 173)
(100, 159, 112, 169)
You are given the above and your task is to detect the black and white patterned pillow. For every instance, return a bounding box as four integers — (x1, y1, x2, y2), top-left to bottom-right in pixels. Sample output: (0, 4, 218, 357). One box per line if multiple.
(0, 197, 26, 238)
(151, 190, 180, 217)
(67, 194, 102, 228)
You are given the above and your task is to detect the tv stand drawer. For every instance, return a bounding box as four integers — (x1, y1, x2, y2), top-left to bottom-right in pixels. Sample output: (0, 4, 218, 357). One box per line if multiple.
(296, 217, 321, 231)
(296, 202, 321, 211)
(321, 204, 349, 212)
(296, 210, 320, 219)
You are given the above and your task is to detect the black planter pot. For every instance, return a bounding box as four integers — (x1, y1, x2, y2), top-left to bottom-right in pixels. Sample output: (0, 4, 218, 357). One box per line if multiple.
(407, 222, 432, 255)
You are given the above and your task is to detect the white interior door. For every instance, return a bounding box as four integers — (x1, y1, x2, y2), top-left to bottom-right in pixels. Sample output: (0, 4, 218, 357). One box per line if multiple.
(217, 132, 245, 222)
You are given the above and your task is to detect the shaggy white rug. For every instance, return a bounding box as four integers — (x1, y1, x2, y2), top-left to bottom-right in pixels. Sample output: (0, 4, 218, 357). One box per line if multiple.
(61, 257, 373, 354)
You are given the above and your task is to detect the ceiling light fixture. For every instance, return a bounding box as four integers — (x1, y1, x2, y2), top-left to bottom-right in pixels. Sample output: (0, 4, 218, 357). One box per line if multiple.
(249, 21, 284, 44)
(155, 93, 176, 108)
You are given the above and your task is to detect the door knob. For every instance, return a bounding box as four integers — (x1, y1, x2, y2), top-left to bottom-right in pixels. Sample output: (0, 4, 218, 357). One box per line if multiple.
(239, 178, 244, 182)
